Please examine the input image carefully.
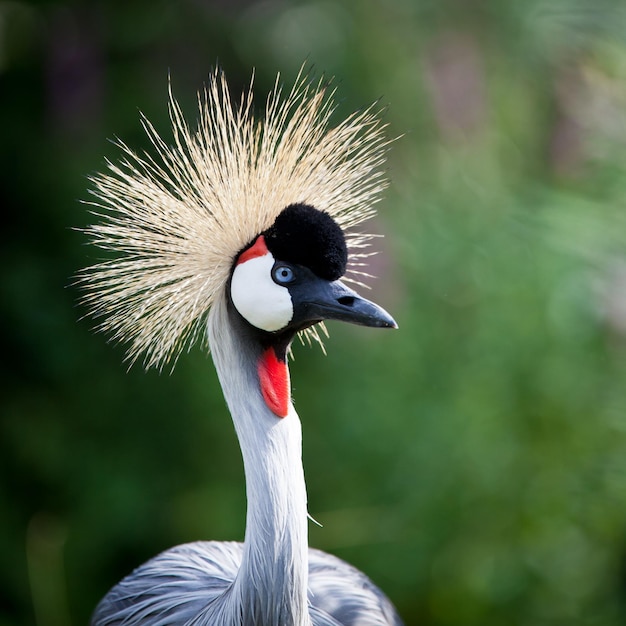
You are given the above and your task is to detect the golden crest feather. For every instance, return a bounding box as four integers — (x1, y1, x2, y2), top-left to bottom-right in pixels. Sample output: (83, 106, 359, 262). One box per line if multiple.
(80, 67, 389, 370)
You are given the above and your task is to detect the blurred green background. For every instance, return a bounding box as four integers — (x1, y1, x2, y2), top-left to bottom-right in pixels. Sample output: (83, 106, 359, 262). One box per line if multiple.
(3, 1, 626, 625)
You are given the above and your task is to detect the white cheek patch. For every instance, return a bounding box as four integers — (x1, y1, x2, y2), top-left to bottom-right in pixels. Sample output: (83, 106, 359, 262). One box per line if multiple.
(230, 253, 294, 332)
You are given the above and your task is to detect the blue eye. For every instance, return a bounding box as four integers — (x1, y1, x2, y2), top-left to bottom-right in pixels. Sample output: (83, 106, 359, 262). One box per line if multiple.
(272, 264, 295, 285)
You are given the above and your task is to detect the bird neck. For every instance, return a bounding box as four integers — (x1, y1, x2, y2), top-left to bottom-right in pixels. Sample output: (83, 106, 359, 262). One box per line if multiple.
(207, 297, 311, 626)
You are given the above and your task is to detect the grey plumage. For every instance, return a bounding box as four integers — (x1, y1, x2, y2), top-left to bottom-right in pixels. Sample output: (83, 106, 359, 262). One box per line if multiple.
(92, 543, 402, 626)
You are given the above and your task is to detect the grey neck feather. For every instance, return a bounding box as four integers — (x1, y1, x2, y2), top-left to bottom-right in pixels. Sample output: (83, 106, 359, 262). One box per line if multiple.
(207, 296, 311, 626)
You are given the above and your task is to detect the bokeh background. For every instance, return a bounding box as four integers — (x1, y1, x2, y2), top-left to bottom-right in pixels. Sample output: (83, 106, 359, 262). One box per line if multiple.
(3, 1, 626, 625)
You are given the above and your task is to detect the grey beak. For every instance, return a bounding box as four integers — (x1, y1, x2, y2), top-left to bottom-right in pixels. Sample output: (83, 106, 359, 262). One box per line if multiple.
(291, 277, 397, 329)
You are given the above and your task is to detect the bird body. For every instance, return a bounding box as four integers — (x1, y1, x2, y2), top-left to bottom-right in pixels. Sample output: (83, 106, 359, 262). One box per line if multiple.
(82, 68, 402, 626)
(92, 542, 401, 626)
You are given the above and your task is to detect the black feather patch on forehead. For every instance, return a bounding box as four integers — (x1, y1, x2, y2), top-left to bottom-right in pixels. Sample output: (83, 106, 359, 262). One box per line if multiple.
(263, 203, 348, 281)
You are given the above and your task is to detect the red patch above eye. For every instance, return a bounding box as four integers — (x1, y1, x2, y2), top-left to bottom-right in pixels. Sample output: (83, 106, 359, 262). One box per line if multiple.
(257, 347, 290, 418)
(237, 235, 269, 265)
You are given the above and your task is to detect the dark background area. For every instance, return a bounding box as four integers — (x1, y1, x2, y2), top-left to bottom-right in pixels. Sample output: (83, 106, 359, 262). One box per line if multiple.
(3, 1, 626, 625)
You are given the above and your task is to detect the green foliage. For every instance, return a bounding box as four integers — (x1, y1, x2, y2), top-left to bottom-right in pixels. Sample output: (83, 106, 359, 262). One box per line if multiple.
(3, 1, 626, 625)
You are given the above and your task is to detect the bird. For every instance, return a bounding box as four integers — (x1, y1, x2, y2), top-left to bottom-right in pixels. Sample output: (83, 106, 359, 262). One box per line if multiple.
(80, 66, 402, 626)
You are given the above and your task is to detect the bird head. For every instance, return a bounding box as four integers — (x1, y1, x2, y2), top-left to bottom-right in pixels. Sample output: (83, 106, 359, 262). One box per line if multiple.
(227, 202, 395, 418)
(79, 67, 394, 374)
(230, 202, 396, 338)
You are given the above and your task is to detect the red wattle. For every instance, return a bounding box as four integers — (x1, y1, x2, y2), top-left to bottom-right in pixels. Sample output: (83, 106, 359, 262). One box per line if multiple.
(257, 347, 290, 418)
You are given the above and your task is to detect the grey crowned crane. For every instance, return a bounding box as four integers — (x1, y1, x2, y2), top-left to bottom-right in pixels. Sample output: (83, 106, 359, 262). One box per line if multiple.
(81, 68, 402, 626)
